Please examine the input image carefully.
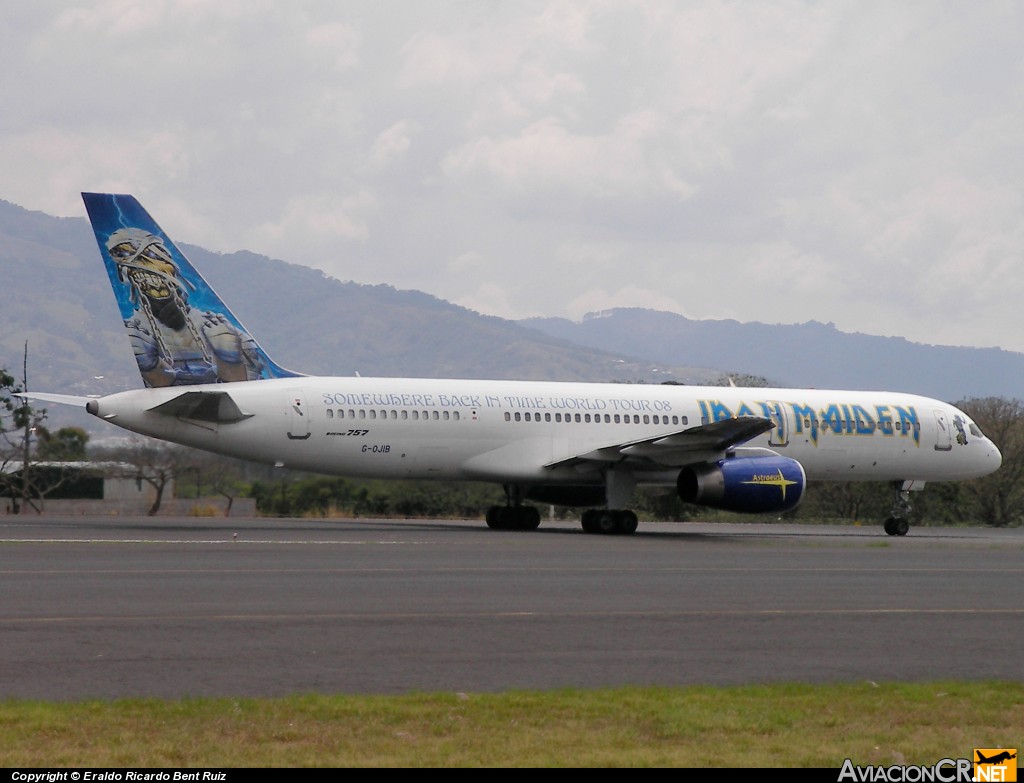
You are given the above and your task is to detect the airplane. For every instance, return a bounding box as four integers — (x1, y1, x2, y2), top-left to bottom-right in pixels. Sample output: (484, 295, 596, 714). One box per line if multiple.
(976, 752, 1016, 765)
(19, 193, 1002, 535)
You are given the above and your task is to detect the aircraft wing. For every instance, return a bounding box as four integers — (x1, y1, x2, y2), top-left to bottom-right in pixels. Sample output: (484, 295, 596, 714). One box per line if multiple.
(148, 390, 252, 424)
(545, 416, 775, 470)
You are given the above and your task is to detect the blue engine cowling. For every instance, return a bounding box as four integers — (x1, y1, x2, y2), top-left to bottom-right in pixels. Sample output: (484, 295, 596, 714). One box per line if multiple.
(676, 456, 806, 513)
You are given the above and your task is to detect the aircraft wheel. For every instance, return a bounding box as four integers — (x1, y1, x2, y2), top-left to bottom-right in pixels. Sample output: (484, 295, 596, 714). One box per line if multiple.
(596, 511, 618, 534)
(894, 518, 910, 537)
(486, 506, 504, 529)
(519, 506, 541, 531)
(883, 517, 899, 536)
(581, 510, 599, 533)
(616, 510, 639, 535)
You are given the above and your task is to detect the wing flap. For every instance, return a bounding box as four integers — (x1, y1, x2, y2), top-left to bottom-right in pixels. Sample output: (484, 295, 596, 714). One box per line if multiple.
(148, 390, 252, 423)
(545, 417, 774, 470)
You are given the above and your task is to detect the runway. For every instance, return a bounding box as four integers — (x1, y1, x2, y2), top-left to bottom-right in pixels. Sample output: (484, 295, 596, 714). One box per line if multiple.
(1, 515, 1021, 700)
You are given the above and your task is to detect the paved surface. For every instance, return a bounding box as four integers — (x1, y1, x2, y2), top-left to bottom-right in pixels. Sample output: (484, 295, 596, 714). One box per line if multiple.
(0, 516, 1021, 700)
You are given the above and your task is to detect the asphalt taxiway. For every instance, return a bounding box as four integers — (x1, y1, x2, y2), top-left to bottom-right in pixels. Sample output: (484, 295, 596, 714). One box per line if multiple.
(0, 516, 1021, 700)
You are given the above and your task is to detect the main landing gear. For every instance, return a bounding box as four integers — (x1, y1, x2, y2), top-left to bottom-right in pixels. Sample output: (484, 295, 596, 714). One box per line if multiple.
(485, 504, 541, 530)
(484, 481, 640, 535)
(883, 481, 914, 536)
(486, 484, 541, 531)
(580, 509, 638, 535)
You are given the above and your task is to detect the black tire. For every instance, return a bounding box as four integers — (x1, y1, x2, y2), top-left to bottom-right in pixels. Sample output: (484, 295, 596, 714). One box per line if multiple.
(581, 510, 599, 533)
(616, 510, 639, 535)
(894, 518, 910, 536)
(519, 506, 541, 530)
(883, 517, 896, 536)
(487, 506, 516, 530)
(596, 511, 618, 534)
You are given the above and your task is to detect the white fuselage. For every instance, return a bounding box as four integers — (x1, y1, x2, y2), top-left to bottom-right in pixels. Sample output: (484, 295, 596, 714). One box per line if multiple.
(90, 377, 1001, 487)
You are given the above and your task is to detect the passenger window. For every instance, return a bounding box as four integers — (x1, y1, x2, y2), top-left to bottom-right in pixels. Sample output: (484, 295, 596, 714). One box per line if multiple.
(643, 415, 650, 424)
(614, 414, 621, 423)
(574, 414, 581, 423)
(504, 412, 511, 421)
(633, 415, 640, 424)
(515, 412, 521, 422)
(555, 413, 562, 422)
(585, 414, 591, 423)
(369, 410, 377, 419)
(401, 410, 408, 420)
(545, 413, 551, 422)
(326, 409, 334, 419)
(359, 409, 366, 419)
(454, 411, 460, 421)
(443, 411, 450, 420)
(432, 411, 439, 420)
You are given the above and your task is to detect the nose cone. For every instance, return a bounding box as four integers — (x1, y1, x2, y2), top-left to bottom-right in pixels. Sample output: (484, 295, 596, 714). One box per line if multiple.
(989, 440, 1003, 473)
(970, 437, 1003, 479)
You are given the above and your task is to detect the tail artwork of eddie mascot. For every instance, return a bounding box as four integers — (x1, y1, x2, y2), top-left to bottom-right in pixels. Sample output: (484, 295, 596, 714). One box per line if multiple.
(83, 193, 298, 387)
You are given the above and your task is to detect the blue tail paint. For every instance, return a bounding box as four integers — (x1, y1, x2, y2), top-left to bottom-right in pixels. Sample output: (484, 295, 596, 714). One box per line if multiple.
(82, 193, 300, 387)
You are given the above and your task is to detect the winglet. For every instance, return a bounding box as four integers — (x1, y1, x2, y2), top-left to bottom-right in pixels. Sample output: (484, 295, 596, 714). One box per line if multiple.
(82, 192, 301, 388)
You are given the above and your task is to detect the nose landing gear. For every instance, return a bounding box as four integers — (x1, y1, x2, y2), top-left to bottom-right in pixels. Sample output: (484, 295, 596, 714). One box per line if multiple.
(883, 481, 916, 536)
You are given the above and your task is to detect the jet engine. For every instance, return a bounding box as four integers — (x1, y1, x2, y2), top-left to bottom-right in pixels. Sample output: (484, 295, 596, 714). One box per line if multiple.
(677, 456, 806, 513)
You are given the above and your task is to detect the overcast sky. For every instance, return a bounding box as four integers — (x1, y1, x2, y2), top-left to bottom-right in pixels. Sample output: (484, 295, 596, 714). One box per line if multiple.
(4, 2, 1023, 351)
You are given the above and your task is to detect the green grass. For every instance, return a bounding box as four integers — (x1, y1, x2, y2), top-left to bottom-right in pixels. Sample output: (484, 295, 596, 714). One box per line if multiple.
(3, 682, 1021, 767)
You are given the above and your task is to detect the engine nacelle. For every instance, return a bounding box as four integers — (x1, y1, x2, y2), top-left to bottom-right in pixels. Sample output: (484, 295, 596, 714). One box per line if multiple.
(677, 456, 806, 514)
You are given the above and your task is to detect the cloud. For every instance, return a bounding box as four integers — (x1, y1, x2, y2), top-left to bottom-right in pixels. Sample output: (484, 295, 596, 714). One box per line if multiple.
(2, 1, 1023, 354)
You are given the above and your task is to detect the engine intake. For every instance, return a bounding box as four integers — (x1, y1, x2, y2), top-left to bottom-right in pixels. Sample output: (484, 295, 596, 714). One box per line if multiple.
(677, 456, 806, 513)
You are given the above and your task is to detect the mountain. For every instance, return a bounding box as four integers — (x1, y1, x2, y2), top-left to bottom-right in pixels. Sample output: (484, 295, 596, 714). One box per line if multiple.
(523, 308, 1023, 402)
(2, 196, 1019, 441)
(0, 199, 716, 435)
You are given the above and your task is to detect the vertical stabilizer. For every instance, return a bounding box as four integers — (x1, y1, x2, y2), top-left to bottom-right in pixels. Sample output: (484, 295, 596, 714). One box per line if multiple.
(82, 192, 299, 387)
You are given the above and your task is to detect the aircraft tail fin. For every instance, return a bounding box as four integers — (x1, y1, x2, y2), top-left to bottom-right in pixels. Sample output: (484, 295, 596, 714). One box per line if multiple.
(82, 193, 301, 388)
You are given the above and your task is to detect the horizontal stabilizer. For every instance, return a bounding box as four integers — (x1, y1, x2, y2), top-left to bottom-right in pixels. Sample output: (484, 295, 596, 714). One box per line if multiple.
(148, 390, 252, 423)
(12, 392, 92, 408)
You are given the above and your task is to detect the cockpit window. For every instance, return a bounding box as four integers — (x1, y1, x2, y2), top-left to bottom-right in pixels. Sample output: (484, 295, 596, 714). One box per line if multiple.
(970, 423, 983, 438)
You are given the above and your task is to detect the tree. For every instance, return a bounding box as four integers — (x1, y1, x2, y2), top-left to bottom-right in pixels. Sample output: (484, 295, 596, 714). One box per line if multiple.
(0, 346, 51, 514)
(177, 452, 251, 516)
(949, 397, 1024, 527)
(0, 366, 20, 508)
(703, 373, 778, 388)
(96, 437, 191, 516)
(35, 426, 89, 461)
